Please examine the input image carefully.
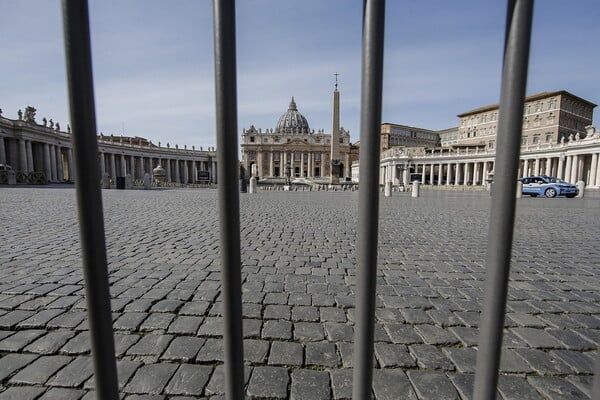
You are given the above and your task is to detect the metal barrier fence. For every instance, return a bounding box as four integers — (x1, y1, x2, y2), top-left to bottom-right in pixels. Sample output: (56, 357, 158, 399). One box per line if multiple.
(59, 0, 547, 399)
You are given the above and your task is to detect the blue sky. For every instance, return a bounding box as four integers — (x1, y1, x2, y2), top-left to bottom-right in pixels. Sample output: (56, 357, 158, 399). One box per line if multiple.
(1, 1, 599, 149)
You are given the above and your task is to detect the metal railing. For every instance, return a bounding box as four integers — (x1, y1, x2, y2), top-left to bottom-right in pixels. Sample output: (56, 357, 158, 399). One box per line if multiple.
(59, 0, 555, 399)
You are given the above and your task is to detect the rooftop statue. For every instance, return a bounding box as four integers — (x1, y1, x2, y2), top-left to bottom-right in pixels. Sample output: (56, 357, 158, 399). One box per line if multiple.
(23, 106, 37, 123)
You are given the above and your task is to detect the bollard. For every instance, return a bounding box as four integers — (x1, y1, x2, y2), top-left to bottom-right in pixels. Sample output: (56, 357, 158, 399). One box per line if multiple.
(143, 173, 151, 190)
(249, 176, 257, 194)
(102, 173, 111, 189)
(516, 181, 523, 198)
(384, 181, 392, 197)
(7, 170, 16, 185)
(412, 180, 420, 197)
(576, 181, 585, 198)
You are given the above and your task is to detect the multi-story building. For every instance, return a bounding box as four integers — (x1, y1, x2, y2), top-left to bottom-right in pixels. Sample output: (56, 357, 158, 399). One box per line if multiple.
(241, 88, 359, 181)
(380, 123, 439, 152)
(457, 90, 596, 150)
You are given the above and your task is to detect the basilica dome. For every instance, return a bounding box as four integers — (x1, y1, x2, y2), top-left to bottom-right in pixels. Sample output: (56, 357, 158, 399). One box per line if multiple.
(275, 97, 311, 134)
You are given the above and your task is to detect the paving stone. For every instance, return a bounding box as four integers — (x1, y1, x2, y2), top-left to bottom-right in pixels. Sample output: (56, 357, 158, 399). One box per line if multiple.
(124, 363, 178, 395)
(264, 305, 291, 320)
(293, 321, 325, 341)
(204, 365, 252, 396)
(243, 339, 270, 364)
(0, 330, 45, 353)
(47, 356, 93, 387)
(0, 353, 38, 381)
(17, 309, 65, 328)
(164, 364, 212, 396)
(84, 359, 142, 391)
(330, 368, 352, 400)
(527, 376, 588, 399)
(290, 369, 330, 400)
(383, 323, 422, 344)
(497, 375, 544, 400)
(499, 348, 535, 373)
(113, 312, 148, 331)
(443, 347, 477, 373)
(114, 333, 141, 357)
(262, 320, 292, 340)
(305, 342, 338, 367)
(320, 307, 347, 322)
(23, 330, 75, 354)
(0, 386, 46, 400)
(407, 370, 459, 400)
(197, 317, 223, 337)
(243, 318, 262, 338)
(374, 342, 416, 368)
(549, 349, 595, 373)
(9, 355, 72, 385)
(373, 368, 417, 400)
(268, 341, 303, 366)
(324, 322, 353, 341)
(37, 388, 86, 400)
(161, 336, 205, 361)
(513, 348, 574, 374)
(247, 366, 289, 399)
(414, 324, 461, 345)
(196, 338, 224, 363)
(546, 328, 596, 350)
(448, 374, 475, 400)
(291, 305, 319, 322)
(0, 310, 35, 328)
(409, 344, 455, 371)
(506, 312, 546, 328)
(126, 334, 173, 357)
(46, 311, 87, 329)
(449, 326, 479, 347)
(139, 313, 175, 331)
(511, 327, 564, 348)
(150, 300, 182, 313)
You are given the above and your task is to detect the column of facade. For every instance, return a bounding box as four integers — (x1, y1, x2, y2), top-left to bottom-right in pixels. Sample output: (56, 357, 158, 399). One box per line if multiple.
(590, 153, 598, 188)
(345, 153, 350, 178)
(269, 152, 274, 177)
(575, 156, 583, 182)
(26, 141, 34, 172)
(474, 162, 480, 185)
(19, 139, 28, 173)
(67, 149, 75, 182)
(464, 163, 470, 186)
(544, 157, 552, 176)
(183, 160, 189, 183)
(307, 153, 312, 178)
(446, 163, 453, 185)
(564, 156, 573, 183)
(522, 159, 529, 177)
(429, 163, 434, 185)
(0, 136, 6, 164)
(437, 163, 443, 185)
(557, 156, 565, 180)
(165, 159, 171, 182)
(455, 163, 461, 185)
(192, 160, 198, 183)
(99, 153, 106, 178)
(593, 153, 600, 187)
(175, 160, 181, 183)
(109, 153, 116, 182)
(300, 152, 305, 177)
(43, 143, 52, 182)
(129, 156, 135, 178)
(482, 162, 489, 185)
(49, 145, 57, 181)
(56, 147, 64, 181)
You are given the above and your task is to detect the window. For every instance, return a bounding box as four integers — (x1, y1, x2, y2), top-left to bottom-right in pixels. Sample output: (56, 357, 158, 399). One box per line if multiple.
(545, 133, 552, 143)
(535, 102, 542, 112)
(548, 98, 556, 109)
(488, 141, 495, 149)
(249, 136, 255, 142)
(532, 136, 539, 144)
(248, 151, 256, 161)
(339, 138, 344, 143)
(273, 152, 280, 161)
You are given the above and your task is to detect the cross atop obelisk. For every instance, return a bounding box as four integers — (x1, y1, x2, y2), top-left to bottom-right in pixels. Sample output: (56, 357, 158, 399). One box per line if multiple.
(330, 73, 341, 184)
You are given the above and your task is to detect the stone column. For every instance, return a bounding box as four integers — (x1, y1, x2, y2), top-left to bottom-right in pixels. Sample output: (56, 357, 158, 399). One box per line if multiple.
(99, 153, 106, 177)
(44, 143, 52, 182)
(522, 159, 529, 177)
(455, 163, 461, 185)
(557, 156, 564, 179)
(256, 152, 263, 177)
(269, 152, 274, 177)
(534, 158, 540, 175)
(129, 156, 135, 179)
(482, 162, 489, 185)
(19, 139, 28, 173)
(575, 156, 583, 182)
(474, 162, 481, 185)
(56, 147, 64, 181)
(590, 153, 598, 188)
(429, 163, 434, 185)
(184, 160, 189, 183)
(166, 159, 171, 182)
(300, 152, 305, 177)
(307, 152, 312, 178)
(120, 154, 126, 176)
(175, 160, 181, 183)
(192, 160, 197, 183)
(564, 156, 573, 182)
(49, 145, 57, 181)
(544, 157, 552, 176)
(595, 153, 600, 187)
(437, 163, 443, 185)
(0, 136, 6, 164)
(26, 141, 34, 172)
(282, 151, 287, 171)
(464, 163, 470, 185)
(67, 149, 75, 182)
(110, 153, 116, 182)
(446, 163, 453, 185)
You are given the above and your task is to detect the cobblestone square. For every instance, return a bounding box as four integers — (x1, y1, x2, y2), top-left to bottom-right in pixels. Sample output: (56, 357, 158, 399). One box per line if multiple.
(0, 187, 598, 399)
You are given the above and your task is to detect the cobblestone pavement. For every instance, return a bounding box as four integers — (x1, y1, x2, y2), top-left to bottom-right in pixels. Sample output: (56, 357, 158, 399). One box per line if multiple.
(0, 187, 598, 399)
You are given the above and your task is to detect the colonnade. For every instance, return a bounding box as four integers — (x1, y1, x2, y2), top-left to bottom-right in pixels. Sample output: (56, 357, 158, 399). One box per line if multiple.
(252, 150, 353, 179)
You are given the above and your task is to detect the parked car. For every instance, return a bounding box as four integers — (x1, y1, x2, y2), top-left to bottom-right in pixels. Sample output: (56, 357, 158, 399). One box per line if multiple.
(519, 175, 578, 198)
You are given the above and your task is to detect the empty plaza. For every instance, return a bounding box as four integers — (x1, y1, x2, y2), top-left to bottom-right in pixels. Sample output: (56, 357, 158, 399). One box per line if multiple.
(0, 187, 598, 399)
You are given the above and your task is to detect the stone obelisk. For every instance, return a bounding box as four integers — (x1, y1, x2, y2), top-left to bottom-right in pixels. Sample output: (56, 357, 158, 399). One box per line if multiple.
(330, 74, 341, 184)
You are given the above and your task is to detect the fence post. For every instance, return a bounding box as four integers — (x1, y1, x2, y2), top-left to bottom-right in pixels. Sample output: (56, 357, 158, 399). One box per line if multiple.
(212, 0, 245, 398)
(352, 0, 386, 399)
(473, 1, 534, 399)
(61, 1, 119, 399)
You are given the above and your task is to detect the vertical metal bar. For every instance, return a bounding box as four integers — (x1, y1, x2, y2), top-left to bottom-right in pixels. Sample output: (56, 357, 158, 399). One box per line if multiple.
(212, 0, 245, 399)
(352, 0, 386, 399)
(473, 1, 534, 399)
(61, 1, 119, 399)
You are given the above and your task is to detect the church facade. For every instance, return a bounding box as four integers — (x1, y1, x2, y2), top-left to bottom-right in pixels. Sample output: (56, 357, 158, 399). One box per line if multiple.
(241, 88, 359, 182)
